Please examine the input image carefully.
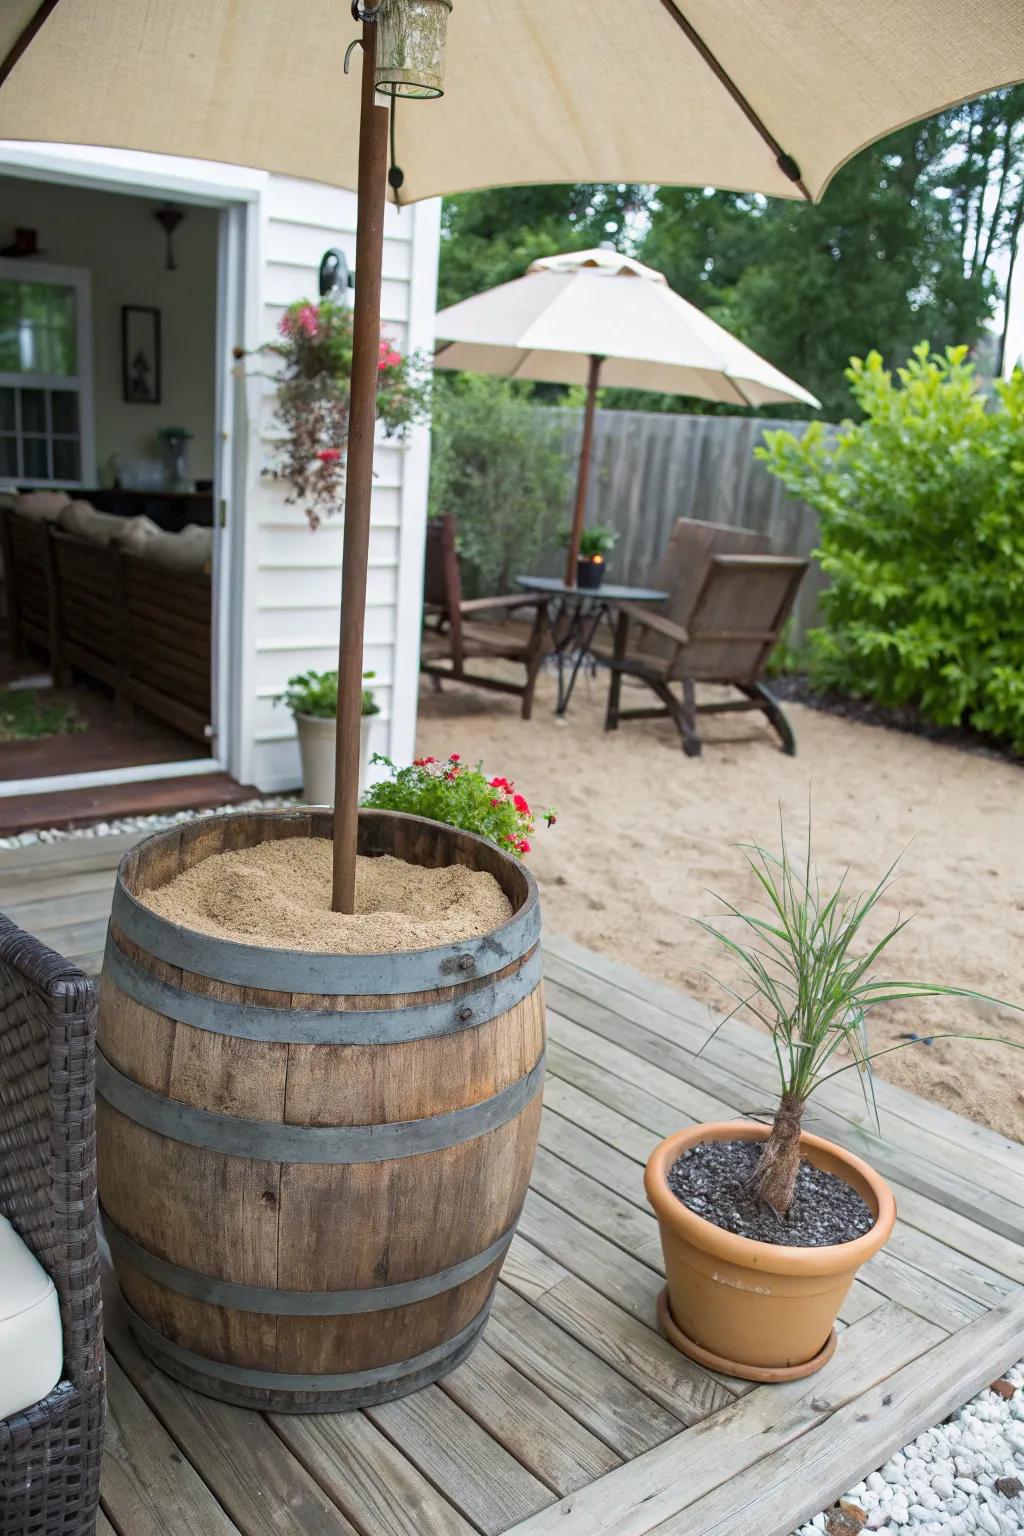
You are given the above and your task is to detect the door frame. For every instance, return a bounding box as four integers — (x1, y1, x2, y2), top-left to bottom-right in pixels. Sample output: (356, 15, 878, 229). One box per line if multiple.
(0, 141, 265, 798)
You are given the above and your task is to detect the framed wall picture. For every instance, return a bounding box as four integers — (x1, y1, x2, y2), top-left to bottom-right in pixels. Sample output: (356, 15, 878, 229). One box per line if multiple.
(122, 305, 161, 404)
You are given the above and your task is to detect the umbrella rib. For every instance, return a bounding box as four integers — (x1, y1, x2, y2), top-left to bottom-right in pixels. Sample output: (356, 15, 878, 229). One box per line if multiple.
(655, 0, 813, 201)
(0, 0, 62, 91)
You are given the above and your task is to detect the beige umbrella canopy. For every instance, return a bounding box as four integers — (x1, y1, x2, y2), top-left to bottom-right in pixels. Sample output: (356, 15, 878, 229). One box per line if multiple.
(436, 248, 820, 582)
(2, 0, 1021, 908)
(1, 1, 1022, 204)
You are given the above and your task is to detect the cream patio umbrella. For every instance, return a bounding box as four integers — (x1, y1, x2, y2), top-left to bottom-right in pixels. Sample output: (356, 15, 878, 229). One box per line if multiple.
(434, 248, 820, 585)
(1, 0, 1021, 909)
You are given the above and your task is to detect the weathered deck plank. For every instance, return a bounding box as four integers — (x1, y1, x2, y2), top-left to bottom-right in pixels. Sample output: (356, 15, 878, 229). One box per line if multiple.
(2, 838, 1020, 1536)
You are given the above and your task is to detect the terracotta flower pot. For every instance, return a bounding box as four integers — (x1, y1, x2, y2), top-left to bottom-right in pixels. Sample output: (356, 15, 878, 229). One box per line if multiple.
(644, 1120, 896, 1382)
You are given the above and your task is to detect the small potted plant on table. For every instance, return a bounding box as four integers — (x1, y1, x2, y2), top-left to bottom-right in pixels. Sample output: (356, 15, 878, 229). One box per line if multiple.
(645, 831, 1017, 1382)
(278, 667, 379, 805)
(565, 524, 618, 590)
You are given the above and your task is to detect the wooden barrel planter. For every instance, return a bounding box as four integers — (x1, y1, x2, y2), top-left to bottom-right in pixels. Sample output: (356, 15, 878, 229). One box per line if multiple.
(96, 808, 544, 1411)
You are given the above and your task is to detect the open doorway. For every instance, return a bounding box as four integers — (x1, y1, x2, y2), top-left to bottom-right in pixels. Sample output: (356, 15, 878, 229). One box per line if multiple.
(0, 171, 224, 799)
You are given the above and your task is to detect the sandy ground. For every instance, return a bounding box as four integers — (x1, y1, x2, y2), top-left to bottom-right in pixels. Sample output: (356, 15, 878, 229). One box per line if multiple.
(417, 667, 1024, 1145)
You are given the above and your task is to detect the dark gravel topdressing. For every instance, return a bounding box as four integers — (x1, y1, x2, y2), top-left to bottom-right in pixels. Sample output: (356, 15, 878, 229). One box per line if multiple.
(667, 1139, 875, 1247)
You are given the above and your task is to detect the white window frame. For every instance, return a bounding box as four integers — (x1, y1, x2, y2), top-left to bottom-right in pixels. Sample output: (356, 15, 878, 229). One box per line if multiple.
(0, 256, 96, 490)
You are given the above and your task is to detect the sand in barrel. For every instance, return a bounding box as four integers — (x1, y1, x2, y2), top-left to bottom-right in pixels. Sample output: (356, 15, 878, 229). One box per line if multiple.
(140, 837, 513, 952)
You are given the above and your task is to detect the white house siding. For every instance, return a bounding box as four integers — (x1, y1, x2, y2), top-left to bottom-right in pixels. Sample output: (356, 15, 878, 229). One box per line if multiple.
(238, 179, 441, 792)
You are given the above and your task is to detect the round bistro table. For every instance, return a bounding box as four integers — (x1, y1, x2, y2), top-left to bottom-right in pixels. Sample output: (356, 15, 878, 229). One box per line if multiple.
(515, 574, 668, 716)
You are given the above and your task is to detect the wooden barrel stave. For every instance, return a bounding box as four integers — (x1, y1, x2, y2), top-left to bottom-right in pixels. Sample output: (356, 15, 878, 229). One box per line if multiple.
(97, 808, 544, 1410)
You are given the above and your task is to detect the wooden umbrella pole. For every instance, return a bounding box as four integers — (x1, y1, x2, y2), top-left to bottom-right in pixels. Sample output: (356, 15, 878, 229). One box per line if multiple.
(332, 19, 389, 913)
(563, 353, 603, 587)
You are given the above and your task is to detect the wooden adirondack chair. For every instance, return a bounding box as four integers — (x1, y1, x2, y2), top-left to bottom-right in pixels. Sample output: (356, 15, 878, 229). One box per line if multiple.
(649, 516, 772, 632)
(420, 513, 550, 719)
(604, 552, 808, 756)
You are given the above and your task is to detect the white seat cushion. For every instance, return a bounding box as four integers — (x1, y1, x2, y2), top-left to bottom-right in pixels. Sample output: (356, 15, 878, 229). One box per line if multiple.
(0, 1214, 63, 1420)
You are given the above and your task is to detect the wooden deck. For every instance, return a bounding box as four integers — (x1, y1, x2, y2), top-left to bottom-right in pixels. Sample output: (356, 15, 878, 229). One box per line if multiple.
(2, 833, 1022, 1536)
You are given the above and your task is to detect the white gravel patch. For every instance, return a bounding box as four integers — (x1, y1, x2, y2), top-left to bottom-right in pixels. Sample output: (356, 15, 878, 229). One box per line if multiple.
(794, 1361, 1024, 1536)
(0, 796, 299, 850)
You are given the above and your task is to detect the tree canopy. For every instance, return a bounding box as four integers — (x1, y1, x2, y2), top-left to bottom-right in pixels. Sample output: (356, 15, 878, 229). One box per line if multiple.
(437, 88, 1024, 419)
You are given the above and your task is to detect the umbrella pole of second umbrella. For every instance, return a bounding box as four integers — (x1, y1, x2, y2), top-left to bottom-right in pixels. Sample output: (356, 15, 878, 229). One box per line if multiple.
(332, 19, 389, 914)
(564, 353, 604, 587)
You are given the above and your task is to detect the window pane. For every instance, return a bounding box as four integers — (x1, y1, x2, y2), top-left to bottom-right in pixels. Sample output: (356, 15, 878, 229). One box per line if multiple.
(0, 388, 14, 432)
(22, 437, 48, 478)
(50, 390, 78, 435)
(0, 317, 18, 372)
(20, 389, 46, 433)
(51, 438, 80, 481)
(0, 279, 77, 375)
(48, 289, 77, 374)
(0, 437, 17, 477)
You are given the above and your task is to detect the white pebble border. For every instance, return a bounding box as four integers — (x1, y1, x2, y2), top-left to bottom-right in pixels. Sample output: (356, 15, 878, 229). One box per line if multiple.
(0, 796, 299, 851)
(794, 1360, 1024, 1536)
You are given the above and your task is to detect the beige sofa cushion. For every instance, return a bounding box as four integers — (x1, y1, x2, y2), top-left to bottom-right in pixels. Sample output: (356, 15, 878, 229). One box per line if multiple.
(13, 491, 70, 522)
(0, 1213, 63, 1420)
(121, 519, 212, 572)
(57, 501, 161, 545)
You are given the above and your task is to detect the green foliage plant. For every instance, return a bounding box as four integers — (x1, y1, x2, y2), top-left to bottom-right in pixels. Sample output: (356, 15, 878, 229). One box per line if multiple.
(361, 753, 555, 858)
(276, 669, 379, 720)
(699, 823, 1020, 1217)
(566, 524, 619, 560)
(428, 374, 570, 595)
(757, 344, 1024, 750)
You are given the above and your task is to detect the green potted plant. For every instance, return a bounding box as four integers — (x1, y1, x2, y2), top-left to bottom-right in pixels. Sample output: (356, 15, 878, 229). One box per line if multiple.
(562, 524, 618, 590)
(645, 829, 1019, 1382)
(277, 668, 379, 804)
(362, 753, 556, 856)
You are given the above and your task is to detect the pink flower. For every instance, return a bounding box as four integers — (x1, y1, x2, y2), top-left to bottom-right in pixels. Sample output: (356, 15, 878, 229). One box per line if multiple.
(297, 304, 319, 338)
(278, 313, 295, 337)
(378, 338, 403, 370)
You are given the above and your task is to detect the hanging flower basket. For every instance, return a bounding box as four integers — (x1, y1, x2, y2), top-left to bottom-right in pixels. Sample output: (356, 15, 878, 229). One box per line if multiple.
(252, 298, 430, 529)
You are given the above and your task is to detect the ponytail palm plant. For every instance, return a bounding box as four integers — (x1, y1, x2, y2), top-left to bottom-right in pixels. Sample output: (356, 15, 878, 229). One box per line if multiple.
(699, 828, 1018, 1217)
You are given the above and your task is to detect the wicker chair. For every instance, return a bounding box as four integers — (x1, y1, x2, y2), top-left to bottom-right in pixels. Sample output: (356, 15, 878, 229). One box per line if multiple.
(0, 916, 105, 1536)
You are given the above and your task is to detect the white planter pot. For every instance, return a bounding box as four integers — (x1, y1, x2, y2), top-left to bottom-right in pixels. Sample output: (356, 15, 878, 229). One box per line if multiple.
(294, 713, 372, 806)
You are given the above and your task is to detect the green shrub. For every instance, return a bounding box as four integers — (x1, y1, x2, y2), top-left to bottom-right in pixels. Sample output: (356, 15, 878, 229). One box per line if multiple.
(429, 374, 570, 595)
(758, 344, 1024, 748)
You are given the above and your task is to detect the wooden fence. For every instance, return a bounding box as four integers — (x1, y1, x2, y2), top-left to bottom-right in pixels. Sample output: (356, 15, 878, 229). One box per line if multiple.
(543, 408, 828, 644)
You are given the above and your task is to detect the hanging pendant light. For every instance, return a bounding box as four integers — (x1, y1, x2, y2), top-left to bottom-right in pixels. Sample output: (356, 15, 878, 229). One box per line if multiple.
(373, 0, 453, 99)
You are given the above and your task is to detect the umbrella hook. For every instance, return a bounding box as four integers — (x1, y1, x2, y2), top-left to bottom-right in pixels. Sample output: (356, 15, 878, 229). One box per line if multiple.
(343, 37, 363, 73)
(351, 1, 385, 19)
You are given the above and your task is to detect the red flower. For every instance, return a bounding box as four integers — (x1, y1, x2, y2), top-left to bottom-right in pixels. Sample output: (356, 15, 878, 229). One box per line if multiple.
(518, 839, 531, 855)
(512, 793, 530, 815)
(544, 810, 558, 826)
(316, 448, 341, 463)
(489, 776, 511, 792)
(412, 756, 437, 767)
(449, 753, 461, 762)
(490, 798, 502, 808)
